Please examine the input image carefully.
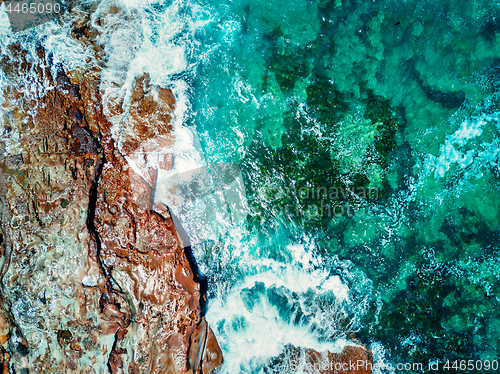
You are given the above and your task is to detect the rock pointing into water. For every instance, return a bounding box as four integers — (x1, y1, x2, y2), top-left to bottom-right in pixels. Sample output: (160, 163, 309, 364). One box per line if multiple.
(0, 41, 222, 373)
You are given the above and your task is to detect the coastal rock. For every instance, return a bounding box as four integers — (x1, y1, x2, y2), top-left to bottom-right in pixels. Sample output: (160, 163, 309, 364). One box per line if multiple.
(201, 327, 223, 374)
(0, 43, 221, 373)
(93, 73, 206, 373)
(279, 342, 373, 374)
(0, 46, 107, 373)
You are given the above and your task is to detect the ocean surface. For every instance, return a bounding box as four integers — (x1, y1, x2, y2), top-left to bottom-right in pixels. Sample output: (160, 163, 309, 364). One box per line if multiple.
(2, 0, 500, 372)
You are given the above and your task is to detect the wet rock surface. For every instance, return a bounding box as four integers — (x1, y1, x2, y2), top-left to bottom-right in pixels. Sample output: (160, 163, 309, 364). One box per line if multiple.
(273, 342, 373, 374)
(0, 31, 221, 374)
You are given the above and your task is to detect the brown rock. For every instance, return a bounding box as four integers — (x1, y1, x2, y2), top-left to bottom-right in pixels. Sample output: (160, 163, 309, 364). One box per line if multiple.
(0, 22, 221, 374)
(278, 341, 373, 374)
(0, 41, 108, 373)
(202, 327, 224, 374)
(118, 73, 176, 157)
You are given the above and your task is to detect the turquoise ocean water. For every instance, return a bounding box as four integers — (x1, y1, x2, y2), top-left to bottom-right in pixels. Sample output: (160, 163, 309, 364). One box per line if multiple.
(191, 0, 500, 372)
(1, 0, 500, 372)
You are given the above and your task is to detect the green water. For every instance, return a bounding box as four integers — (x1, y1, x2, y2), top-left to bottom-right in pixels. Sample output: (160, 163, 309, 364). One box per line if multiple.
(191, 0, 500, 370)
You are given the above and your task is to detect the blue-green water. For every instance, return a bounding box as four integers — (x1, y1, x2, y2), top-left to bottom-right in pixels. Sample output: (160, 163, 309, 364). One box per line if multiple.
(1, 0, 500, 372)
(188, 0, 500, 372)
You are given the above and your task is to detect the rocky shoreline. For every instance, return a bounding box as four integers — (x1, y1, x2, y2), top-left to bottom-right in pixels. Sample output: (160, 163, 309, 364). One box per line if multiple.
(0, 28, 222, 373)
(0, 3, 373, 373)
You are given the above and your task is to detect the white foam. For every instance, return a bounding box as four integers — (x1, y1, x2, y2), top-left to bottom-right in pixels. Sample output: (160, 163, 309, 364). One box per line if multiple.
(0, 3, 13, 46)
(370, 341, 395, 374)
(422, 113, 500, 178)
(87, 0, 212, 157)
(206, 271, 353, 373)
(203, 230, 371, 373)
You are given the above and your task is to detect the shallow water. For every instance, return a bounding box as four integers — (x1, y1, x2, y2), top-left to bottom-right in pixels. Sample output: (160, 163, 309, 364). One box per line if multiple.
(1, 0, 500, 373)
(189, 0, 500, 371)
